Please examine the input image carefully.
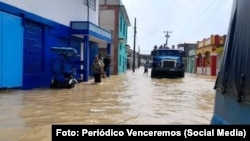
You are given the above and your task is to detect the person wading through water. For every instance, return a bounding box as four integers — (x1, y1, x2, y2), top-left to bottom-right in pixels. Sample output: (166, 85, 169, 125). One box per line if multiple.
(103, 55, 111, 78)
(144, 61, 150, 75)
(92, 55, 104, 83)
(98, 54, 105, 78)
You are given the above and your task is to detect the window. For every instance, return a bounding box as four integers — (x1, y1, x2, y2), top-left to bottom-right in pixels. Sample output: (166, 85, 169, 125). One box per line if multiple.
(157, 50, 180, 56)
(83, 0, 96, 11)
(123, 23, 126, 36)
(120, 16, 122, 32)
(119, 55, 121, 66)
(124, 26, 127, 37)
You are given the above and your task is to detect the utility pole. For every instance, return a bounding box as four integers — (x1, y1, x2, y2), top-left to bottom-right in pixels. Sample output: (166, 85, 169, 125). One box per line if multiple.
(138, 46, 140, 67)
(163, 31, 172, 47)
(87, 0, 89, 22)
(133, 18, 137, 72)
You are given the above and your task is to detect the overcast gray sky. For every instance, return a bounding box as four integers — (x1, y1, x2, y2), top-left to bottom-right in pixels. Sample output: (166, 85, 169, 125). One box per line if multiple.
(122, 0, 234, 54)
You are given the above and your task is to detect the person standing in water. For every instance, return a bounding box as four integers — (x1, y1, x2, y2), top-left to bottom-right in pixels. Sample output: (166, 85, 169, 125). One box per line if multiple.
(103, 55, 111, 78)
(98, 54, 105, 78)
(144, 61, 150, 75)
(92, 55, 104, 83)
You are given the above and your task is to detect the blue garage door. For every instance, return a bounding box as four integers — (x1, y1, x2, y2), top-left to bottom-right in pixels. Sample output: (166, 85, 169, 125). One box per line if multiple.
(0, 12, 23, 88)
(24, 20, 43, 74)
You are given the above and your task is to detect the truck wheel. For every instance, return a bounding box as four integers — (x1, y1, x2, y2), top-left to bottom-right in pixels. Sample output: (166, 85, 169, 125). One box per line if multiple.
(180, 72, 185, 78)
(151, 72, 156, 78)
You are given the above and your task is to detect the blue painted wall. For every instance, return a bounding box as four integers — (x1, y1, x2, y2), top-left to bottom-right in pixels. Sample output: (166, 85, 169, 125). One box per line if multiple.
(0, 2, 74, 89)
(0, 11, 23, 88)
(0, 13, 2, 87)
(211, 92, 250, 124)
(89, 42, 99, 76)
(22, 19, 72, 89)
(0, 2, 109, 88)
(70, 36, 82, 80)
(118, 11, 128, 74)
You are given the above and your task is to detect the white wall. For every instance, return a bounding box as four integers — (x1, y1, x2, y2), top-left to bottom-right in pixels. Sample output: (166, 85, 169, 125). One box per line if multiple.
(197, 67, 203, 74)
(99, 0, 120, 5)
(216, 54, 223, 75)
(206, 67, 211, 75)
(217, 54, 223, 68)
(1, 0, 99, 26)
(99, 10, 115, 32)
(99, 9, 115, 68)
(127, 57, 139, 69)
(98, 9, 114, 48)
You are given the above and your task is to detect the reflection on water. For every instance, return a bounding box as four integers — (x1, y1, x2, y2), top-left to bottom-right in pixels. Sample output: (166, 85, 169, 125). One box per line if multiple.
(0, 67, 216, 140)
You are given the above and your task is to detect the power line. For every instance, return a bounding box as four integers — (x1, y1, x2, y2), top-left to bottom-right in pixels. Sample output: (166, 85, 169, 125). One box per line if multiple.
(136, 1, 227, 46)
(168, 0, 214, 38)
(190, 1, 228, 37)
(128, 0, 232, 50)
(136, 27, 162, 38)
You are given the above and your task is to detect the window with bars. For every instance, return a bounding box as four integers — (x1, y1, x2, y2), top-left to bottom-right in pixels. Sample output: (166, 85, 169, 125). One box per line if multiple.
(83, 0, 96, 11)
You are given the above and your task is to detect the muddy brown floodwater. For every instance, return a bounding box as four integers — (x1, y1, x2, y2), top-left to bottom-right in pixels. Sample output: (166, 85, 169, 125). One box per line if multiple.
(0, 67, 216, 141)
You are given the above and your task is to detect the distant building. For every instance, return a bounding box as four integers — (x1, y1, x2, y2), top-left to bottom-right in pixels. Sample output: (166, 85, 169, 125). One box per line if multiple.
(99, 0, 131, 75)
(196, 35, 226, 76)
(126, 45, 140, 69)
(139, 54, 151, 65)
(177, 43, 197, 74)
(187, 49, 196, 74)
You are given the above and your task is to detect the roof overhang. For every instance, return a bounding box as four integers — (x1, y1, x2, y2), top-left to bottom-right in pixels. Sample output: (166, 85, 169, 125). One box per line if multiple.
(120, 5, 131, 26)
(70, 21, 112, 44)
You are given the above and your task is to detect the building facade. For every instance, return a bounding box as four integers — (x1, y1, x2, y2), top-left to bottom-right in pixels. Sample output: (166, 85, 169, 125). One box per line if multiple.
(177, 43, 197, 74)
(126, 45, 140, 70)
(195, 35, 226, 76)
(0, 0, 112, 89)
(99, 0, 131, 75)
(187, 49, 196, 74)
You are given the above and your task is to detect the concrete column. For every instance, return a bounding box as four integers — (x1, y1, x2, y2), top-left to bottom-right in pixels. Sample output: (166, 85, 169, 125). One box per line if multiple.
(106, 43, 111, 77)
(83, 36, 90, 82)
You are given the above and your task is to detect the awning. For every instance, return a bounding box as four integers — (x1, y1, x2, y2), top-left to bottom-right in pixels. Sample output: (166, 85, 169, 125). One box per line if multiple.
(70, 21, 112, 44)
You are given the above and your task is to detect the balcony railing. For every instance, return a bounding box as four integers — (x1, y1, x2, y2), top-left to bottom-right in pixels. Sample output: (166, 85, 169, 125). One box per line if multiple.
(70, 21, 112, 39)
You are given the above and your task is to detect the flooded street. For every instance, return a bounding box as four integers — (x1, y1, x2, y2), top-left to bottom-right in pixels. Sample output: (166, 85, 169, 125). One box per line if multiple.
(0, 67, 216, 141)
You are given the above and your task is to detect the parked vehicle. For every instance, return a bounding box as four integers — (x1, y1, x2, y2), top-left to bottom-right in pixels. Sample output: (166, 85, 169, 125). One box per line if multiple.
(150, 48, 185, 78)
(50, 47, 79, 89)
(211, 0, 250, 124)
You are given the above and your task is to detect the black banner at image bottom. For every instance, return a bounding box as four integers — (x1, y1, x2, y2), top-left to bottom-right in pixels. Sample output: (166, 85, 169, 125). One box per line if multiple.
(52, 125, 250, 140)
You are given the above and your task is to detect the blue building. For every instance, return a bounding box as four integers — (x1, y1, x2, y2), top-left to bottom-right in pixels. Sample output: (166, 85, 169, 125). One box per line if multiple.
(0, 0, 112, 89)
(99, 0, 131, 75)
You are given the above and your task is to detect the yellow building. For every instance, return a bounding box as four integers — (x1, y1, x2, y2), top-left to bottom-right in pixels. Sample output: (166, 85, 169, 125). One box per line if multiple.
(196, 35, 226, 76)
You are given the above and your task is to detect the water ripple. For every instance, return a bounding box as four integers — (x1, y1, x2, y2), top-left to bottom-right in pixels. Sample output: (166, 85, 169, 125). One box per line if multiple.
(0, 68, 216, 140)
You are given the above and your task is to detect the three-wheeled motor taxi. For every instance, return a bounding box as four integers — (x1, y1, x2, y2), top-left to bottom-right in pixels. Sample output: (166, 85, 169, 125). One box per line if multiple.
(50, 47, 79, 89)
